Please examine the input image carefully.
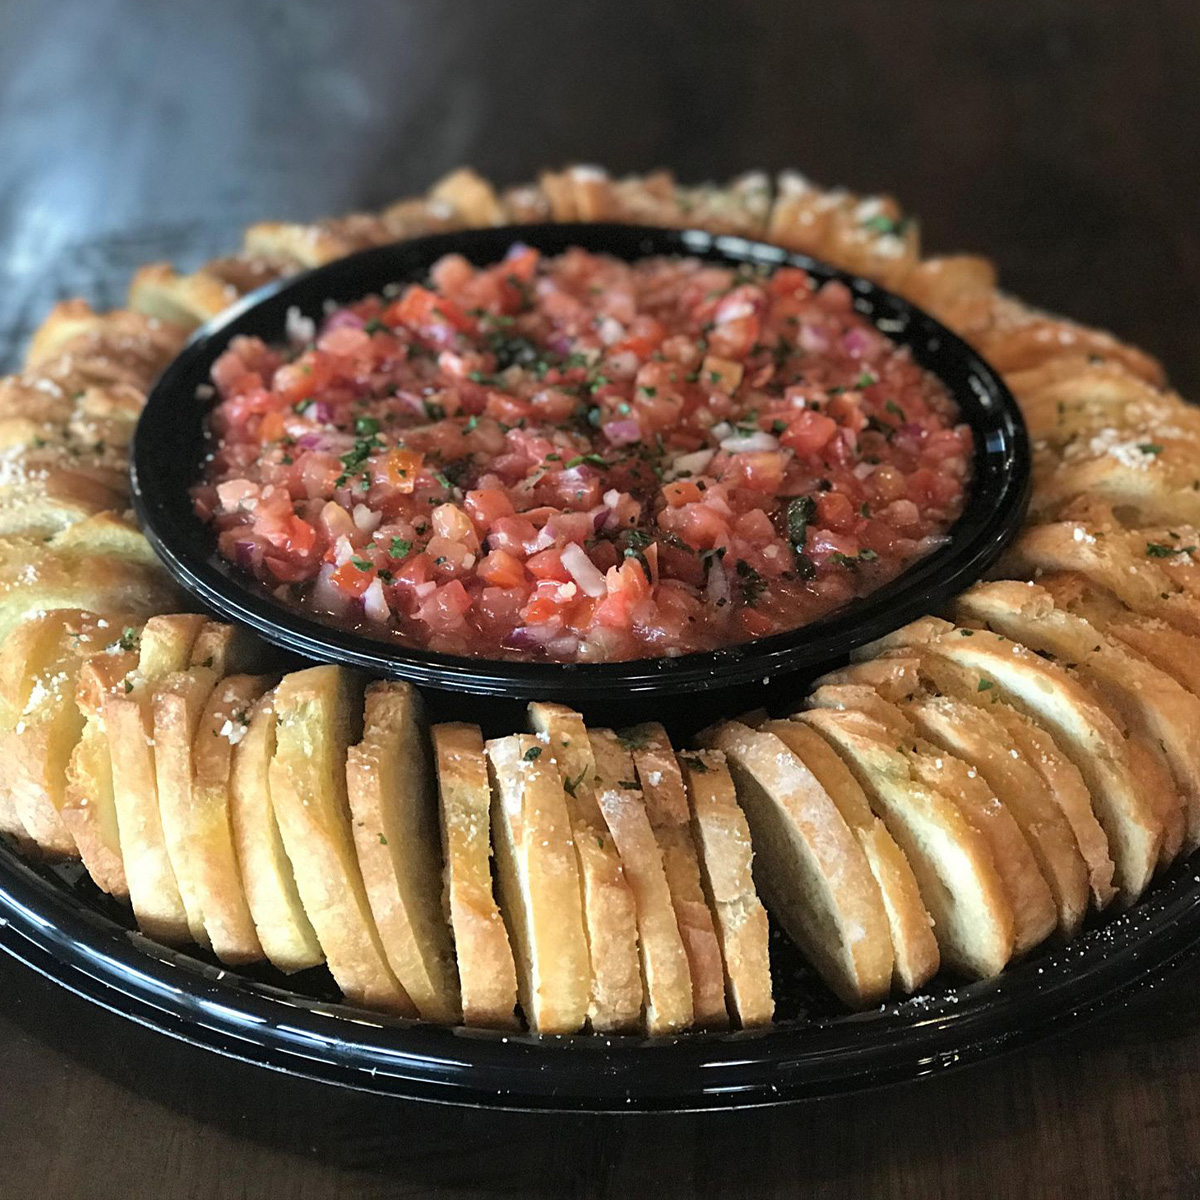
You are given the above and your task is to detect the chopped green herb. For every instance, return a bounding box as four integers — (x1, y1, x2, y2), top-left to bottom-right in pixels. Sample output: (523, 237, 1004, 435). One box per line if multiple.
(389, 537, 412, 559)
(354, 416, 380, 437)
(523, 745, 542, 761)
(978, 679, 994, 691)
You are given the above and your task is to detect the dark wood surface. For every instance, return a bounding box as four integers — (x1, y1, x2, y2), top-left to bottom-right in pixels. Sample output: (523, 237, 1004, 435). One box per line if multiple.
(1, 1, 1199, 1195)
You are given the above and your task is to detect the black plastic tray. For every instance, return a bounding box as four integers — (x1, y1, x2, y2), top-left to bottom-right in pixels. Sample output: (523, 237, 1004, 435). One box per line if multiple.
(2, 833, 1198, 1113)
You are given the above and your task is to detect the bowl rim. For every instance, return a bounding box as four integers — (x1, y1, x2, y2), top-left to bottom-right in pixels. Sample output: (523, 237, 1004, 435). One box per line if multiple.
(131, 222, 1031, 699)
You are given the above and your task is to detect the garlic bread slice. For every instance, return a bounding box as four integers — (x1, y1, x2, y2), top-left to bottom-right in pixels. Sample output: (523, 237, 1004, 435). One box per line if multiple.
(486, 733, 590, 1034)
(676, 749, 774, 1028)
(106, 614, 206, 943)
(764, 719, 938, 993)
(189, 675, 271, 964)
(347, 682, 460, 1025)
(589, 728, 692, 1034)
(431, 723, 518, 1030)
(795, 707, 1015, 979)
(955, 582, 1200, 855)
(229, 692, 323, 973)
(269, 666, 414, 1015)
(623, 722, 728, 1029)
(700, 720, 895, 1005)
(528, 703, 641, 1033)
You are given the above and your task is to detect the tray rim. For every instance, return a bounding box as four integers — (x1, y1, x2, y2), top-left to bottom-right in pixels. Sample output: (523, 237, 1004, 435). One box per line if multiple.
(3, 835, 1199, 1113)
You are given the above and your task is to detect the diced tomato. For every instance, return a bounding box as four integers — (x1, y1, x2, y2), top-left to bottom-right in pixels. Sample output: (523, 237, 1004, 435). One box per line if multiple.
(258, 410, 286, 442)
(332, 560, 374, 597)
(465, 488, 516, 528)
(386, 286, 475, 334)
(662, 479, 703, 507)
(816, 490, 858, 533)
(477, 549, 527, 589)
(525, 548, 570, 582)
(781, 410, 838, 456)
(377, 448, 424, 492)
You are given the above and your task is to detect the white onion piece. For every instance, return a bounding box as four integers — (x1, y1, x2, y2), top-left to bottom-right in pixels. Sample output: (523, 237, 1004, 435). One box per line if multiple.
(413, 580, 437, 599)
(916, 533, 951, 555)
(852, 462, 875, 479)
(666, 449, 716, 480)
(719, 431, 779, 453)
(561, 543, 608, 597)
(352, 504, 382, 533)
(705, 559, 731, 607)
(363, 577, 390, 623)
(333, 535, 355, 566)
(603, 488, 623, 508)
(711, 421, 734, 440)
(312, 564, 347, 614)
(530, 525, 557, 553)
(604, 350, 640, 378)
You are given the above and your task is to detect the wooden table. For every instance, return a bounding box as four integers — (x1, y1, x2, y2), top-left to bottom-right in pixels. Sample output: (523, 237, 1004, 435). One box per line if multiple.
(1, 2, 1198, 1195)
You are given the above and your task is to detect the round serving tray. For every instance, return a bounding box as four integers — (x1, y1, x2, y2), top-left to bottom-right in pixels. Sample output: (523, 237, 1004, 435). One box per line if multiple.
(3, 831, 1199, 1112)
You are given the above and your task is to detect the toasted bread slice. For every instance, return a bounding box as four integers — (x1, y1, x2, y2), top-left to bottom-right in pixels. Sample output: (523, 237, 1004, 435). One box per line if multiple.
(427, 167, 506, 226)
(802, 687, 1058, 955)
(623, 722, 727, 1029)
(1002, 519, 1200, 638)
(954, 581, 1200, 854)
(5, 611, 135, 858)
(152, 667, 222, 946)
(0, 521, 181, 643)
(62, 648, 137, 895)
(899, 255, 998, 337)
(676, 749, 774, 1028)
(1040, 570, 1200, 701)
(188, 675, 271, 964)
(23, 302, 185, 397)
(527, 703, 641, 1033)
(766, 173, 919, 289)
(840, 640, 1119, 910)
(910, 626, 1161, 901)
(699, 720, 895, 1005)
(485, 733, 590, 1034)
(128, 262, 238, 330)
(975, 312, 1163, 386)
(1014, 367, 1188, 448)
(430, 723, 518, 1030)
(762, 719, 938, 993)
(105, 615, 206, 942)
(228, 692, 323, 973)
(588, 728, 693, 1034)
(795, 707, 1015, 979)
(242, 217, 386, 269)
(897, 692, 1088, 938)
(1030, 430, 1200, 526)
(346, 682, 460, 1025)
(269, 666, 414, 1015)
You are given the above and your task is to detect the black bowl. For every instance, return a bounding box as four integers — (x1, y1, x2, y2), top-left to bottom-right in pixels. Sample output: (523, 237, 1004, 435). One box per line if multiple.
(131, 223, 1030, 715)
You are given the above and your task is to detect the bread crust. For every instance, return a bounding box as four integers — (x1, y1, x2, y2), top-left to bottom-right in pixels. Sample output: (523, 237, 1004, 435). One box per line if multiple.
(431, 723, 518, 1030)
